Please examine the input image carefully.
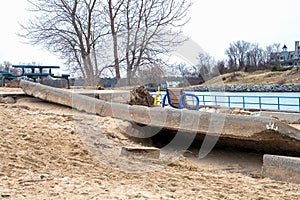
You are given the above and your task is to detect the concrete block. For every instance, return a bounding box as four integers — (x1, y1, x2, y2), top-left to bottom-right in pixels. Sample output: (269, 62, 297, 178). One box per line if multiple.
(19, 80, 300, 155)
(262, 154, 300, 184)
(260, 111, 300, 124)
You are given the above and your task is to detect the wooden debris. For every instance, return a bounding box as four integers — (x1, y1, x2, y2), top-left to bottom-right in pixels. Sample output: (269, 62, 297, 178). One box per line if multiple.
(128, 86, 154, 107)
(121, 146, 160, 159)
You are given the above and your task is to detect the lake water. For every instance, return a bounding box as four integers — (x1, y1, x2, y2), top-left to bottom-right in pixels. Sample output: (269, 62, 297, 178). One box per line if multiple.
(153, 91, 300, 112)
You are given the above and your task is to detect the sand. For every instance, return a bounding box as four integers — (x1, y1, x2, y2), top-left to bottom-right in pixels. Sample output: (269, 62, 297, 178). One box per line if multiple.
(0, 95, 300, 199)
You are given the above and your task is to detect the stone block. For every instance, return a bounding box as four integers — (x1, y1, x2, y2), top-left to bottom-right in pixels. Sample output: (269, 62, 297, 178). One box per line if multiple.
(262, 154, 300, 184)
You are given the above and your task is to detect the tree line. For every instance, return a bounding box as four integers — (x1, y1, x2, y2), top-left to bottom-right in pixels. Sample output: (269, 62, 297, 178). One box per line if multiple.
(175, 40, 283, 83)
(225, 40, 281, 72)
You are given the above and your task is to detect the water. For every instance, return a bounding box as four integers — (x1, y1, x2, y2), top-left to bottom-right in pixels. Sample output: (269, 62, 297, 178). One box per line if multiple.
(153, 91, 300, 112)
(198, 92, 300, 112)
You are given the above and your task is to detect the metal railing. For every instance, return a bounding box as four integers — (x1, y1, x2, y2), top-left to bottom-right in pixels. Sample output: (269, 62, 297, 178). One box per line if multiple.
(153, 92, 300, 112)
(196, 95, 300, 112)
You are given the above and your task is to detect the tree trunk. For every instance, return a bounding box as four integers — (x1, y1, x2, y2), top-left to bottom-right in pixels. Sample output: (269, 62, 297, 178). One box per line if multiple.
(108, 0, 121, 82)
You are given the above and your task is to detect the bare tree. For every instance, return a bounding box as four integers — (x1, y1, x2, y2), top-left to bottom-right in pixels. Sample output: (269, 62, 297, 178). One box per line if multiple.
(225, 43, 238, 71)
(235, 40, 250, 69)
(138, 64, 165, 85)
(265, 43, 281, 66)
(106, 0, 191, 85)
(246, 43, 264, 68)
(20, 0, 108, 85)
(168, 62, 198, 77)
(2, 61, 11, 72)
(20, 0, 191, 86)
(106, 0, 124, 82)
(196, 52, 216, 79)
(225, 40, 250, 71)
(213, 60, 226, 75)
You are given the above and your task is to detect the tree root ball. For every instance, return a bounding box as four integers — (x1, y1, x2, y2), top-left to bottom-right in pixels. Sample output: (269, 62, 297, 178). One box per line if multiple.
(128, 86, 154, 107)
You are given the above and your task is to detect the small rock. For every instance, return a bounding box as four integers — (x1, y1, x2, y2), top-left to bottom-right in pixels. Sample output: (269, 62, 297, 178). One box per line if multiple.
(40, 174, 51, 180)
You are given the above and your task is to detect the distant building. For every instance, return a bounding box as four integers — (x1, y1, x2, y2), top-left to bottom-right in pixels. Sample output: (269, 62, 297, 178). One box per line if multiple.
(277, 41, 300, 67)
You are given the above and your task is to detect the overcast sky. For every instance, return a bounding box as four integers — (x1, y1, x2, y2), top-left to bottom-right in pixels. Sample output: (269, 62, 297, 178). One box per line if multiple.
(185, 0, 300, 60)
(0, 0, 299, 69)
(0, 0, 63, 66)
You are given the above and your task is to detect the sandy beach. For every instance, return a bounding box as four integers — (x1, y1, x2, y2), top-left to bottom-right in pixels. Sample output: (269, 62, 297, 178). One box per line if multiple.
(0, 90, 300, 199)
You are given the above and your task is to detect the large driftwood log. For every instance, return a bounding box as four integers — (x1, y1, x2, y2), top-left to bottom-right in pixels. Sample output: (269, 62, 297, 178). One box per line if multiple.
(19, 80, 300, 155)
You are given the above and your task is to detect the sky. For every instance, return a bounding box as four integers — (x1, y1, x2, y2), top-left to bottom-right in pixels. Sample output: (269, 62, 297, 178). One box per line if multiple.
(0, 1, 62, 67)
(0, 0, 300, 71)
(184, 0, 300, 60)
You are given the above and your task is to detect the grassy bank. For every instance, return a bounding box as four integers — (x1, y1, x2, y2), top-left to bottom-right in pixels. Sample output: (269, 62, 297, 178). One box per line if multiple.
(202, 67, 300, 86)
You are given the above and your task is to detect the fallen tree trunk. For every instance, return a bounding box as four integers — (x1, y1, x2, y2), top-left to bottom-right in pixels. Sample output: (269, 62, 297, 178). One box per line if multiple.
(19, 80, 300, 155)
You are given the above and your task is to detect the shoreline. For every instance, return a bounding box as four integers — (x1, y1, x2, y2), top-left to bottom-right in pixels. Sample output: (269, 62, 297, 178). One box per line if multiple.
(187, 83, 300, 92)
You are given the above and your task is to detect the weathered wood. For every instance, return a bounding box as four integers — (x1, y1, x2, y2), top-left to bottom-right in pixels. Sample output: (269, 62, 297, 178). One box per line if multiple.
(168, 88, 182, 107)
(19, 80, 300, 155)
(128, 86, 154, 106)
(166, 88, 198, 110)
(121, 146, 160, 159)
